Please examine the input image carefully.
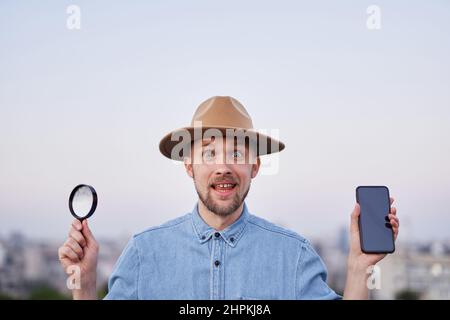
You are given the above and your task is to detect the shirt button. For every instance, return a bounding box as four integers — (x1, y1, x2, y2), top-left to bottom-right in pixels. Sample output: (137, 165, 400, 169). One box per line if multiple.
(201, 235, 206, 240)
(214, 232, 220, 238)
(214, 260, 220, 267)
(230, 237, 235, 243)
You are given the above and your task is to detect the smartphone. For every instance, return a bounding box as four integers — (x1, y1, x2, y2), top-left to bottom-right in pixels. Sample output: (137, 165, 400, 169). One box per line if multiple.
(356, 186, 395, 254)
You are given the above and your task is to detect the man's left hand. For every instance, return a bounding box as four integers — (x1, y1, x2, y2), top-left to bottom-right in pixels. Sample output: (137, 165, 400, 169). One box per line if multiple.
(347, 197, 399, 271)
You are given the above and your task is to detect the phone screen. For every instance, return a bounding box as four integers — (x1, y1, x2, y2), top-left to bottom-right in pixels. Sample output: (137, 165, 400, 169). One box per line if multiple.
(356, 186, 395, 254)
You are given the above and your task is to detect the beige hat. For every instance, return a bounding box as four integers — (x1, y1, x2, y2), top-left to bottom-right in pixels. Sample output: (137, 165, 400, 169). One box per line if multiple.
(159, 96, 285, 160)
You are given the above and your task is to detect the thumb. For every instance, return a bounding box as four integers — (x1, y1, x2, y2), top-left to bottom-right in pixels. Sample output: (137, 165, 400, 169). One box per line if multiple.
(350, 203, 360, 235)
(81, 219, 96, 246)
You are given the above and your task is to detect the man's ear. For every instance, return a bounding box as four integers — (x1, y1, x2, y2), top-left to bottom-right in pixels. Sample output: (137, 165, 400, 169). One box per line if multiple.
(184, 157, 194, 179)
(251, 157, 261, 179)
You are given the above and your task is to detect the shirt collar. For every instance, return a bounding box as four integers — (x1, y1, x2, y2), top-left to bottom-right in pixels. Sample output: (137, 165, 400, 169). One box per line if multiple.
(190, 201, 250, 248)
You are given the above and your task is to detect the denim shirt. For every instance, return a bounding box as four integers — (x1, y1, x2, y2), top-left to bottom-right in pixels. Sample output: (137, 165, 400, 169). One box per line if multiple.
(104, 202, 341, 300)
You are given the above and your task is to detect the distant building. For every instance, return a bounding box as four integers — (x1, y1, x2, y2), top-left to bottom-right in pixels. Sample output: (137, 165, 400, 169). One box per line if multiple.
(373, 245, 450, 300)
(0, 232, 125, 299)
(0, 234, 27, 297)
(310, 231, 348, 296)
(1, 230, 449, 300)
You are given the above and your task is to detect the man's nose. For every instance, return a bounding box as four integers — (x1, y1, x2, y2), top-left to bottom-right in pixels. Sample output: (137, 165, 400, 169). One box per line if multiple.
(213, 162, 233, 176)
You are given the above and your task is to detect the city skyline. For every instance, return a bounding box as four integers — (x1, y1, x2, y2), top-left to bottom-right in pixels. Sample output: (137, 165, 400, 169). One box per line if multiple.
(1, 1, 449, 243)
(2, 227, 450, 299)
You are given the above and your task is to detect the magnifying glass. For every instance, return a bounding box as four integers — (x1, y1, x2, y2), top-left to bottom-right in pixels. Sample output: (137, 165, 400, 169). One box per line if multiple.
(69, 184, 98, 221)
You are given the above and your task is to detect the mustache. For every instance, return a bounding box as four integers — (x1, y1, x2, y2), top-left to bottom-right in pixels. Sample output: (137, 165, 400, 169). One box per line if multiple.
(209, 176, 238, 186)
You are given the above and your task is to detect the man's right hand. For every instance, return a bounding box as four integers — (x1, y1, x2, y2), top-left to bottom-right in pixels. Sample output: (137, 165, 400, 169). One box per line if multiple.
(58, 219, 99, 300)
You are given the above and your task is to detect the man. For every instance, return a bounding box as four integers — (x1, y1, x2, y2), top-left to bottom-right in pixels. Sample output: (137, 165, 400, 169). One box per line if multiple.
(58, 96, 399, 299)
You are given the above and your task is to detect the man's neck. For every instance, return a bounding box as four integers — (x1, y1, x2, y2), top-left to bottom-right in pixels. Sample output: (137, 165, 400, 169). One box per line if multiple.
(197, 201, 244, 231)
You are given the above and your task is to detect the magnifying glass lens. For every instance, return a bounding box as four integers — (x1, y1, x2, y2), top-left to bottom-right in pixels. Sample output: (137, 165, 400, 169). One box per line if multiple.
(69, 184, 97, 220)
(72, 186, 93, 217)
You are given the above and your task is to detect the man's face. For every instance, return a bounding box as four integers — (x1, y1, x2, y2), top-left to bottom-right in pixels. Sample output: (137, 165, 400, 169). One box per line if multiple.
(184, 137, 260, 217)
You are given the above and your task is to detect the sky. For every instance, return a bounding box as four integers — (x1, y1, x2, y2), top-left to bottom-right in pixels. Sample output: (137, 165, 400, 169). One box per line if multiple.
(0, 0, 449, 243)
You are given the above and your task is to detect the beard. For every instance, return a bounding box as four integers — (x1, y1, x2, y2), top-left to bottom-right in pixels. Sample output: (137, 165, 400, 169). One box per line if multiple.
(193, 174, 250, 217)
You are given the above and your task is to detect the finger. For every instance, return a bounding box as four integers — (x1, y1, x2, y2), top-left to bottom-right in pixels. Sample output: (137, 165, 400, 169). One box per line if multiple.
(388, 213, 398, 221)
(58, 246, 80, 263)
(82, 219, 97, 246)
(389, 214, 399, 225)
(69, 227, 87, 247)
(72, 219, 82, 231)
(390, 207, 397, 216)
(65, 238, 84, 259)
(390, 219, 399, 229)
(350, 203, 360, 235)
(390, 197, 395, 205)
(393, 227, 399, 240)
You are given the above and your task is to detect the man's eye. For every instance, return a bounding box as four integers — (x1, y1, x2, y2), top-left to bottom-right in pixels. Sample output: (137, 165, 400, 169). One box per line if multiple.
(232, 150, 243, 159)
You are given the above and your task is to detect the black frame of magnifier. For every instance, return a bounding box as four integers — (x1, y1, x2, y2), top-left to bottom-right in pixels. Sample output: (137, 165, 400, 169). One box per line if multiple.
(69, 184, 98, 221)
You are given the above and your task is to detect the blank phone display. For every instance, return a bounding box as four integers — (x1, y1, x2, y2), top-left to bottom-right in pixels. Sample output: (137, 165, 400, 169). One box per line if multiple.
(357, 186, 395, 254)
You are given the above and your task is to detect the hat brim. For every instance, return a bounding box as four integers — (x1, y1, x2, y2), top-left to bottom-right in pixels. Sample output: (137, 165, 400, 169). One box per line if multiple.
(159, 126, 285, 161)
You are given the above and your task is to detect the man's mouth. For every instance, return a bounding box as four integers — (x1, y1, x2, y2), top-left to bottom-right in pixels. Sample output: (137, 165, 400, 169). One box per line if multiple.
(211, 182, 237, 196)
